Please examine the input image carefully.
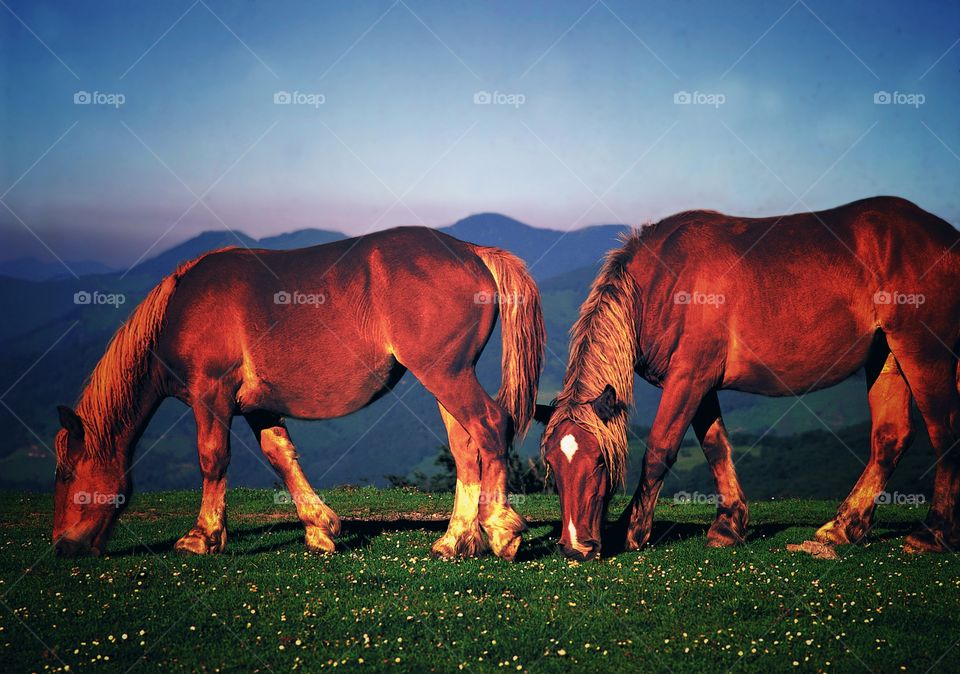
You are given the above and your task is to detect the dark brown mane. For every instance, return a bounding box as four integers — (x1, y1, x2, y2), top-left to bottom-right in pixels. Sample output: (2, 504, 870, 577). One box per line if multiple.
(544, 230, 643, 484)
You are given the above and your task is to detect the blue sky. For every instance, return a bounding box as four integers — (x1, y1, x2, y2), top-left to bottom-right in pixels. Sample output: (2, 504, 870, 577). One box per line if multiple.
(1, 0, 958, 265)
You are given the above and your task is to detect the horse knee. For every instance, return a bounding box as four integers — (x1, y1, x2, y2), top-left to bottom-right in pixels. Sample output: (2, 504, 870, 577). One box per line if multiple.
(198, 441, 229, 479)
(701, 426, 728, 458)
(644, 449, 677, 482)
(260, 428, 296, 465)
(470, 410, 510, 458)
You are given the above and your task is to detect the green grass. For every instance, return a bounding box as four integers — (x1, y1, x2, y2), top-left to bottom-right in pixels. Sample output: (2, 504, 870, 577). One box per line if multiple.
(2, 488, 958, 672)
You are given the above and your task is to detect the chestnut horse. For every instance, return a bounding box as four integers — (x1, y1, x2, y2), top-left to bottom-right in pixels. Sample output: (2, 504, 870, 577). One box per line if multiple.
(54, 227, 544, 559)
(539, 196, 960, 560)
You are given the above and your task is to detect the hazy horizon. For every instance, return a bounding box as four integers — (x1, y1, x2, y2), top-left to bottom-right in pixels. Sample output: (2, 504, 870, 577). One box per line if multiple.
(0, 209, 631, 267)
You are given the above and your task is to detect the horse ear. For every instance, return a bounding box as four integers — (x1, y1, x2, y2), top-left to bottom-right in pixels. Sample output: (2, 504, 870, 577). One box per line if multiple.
(57, 406, 84, 440)
(591, 385, 620, 423)
(534, 404, 555, 425)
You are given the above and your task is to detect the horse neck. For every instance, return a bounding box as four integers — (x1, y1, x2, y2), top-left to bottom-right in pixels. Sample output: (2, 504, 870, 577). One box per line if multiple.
(558, 290, 640, 411)
(76, 371, 163, 467)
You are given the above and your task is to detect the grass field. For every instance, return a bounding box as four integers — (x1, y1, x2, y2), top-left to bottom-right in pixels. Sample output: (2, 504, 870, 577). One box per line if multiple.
(2, 488, 959, 672)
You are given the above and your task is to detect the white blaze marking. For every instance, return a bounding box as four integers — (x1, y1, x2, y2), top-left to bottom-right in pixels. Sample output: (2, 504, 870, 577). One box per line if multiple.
(567, 518, 591, 556)
(559, 434, 579, 463)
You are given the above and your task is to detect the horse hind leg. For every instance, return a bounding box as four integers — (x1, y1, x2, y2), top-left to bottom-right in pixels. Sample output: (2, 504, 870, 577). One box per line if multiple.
(430, 403, 488, 558)
(691, 391, 749, 547)
(886, 334, 960, 553)
(245, 411, 340, 553)
(175, 390, 233, 555)
(421, 371, 525, 561)
(816, 350, 914, 545)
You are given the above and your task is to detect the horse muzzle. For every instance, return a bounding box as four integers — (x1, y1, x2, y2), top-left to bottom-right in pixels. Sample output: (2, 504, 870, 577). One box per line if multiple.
(54, 537, 100, 558)
(559, 540, 600, 561)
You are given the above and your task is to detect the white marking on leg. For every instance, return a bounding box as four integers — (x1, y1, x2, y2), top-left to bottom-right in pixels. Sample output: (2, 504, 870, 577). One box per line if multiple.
(454, 479, 480, 522)
(560, 434, 579, 462)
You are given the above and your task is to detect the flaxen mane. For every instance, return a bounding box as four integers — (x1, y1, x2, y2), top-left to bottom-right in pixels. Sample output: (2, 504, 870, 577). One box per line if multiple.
(59, 251, 229, 464)
(545, 230, 644, 485)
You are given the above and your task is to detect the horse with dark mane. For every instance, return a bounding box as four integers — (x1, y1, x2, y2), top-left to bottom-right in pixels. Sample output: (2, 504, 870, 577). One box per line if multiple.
(54, 227, 544, 560)
(538, 196, 960, 560)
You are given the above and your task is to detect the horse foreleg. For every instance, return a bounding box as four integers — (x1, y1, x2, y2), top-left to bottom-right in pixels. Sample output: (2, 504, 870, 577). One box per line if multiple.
(431, 403, 488, 558)
(816, 351, 914, 545)
(622, 374, 711, 551)
(691, 391, 749, 547)
(175, 394, 232, 555)
(246, 412, 340, 553)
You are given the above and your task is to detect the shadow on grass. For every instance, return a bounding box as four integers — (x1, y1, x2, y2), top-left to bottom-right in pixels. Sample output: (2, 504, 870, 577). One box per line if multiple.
(104, 517, 918, 560)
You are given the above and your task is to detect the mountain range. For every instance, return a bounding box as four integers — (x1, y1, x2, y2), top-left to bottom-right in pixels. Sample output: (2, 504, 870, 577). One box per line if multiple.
(0, 213, 874, 493)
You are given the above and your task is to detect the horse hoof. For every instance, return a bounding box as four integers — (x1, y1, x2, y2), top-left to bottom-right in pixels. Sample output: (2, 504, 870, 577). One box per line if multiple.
(482, 521, 522, 560)
(491, 533, 521, 561)
(430, 537, 458, 559)
(624, 528, 648, 552)
(305, 527, 336, 554)
(490, 531, 523, 562)
(706, 519, 746, 547)
(814, 520, 852, 546)
(706, 529, 742, 547)
(431, 528, 487, 559)
(480, 508, 525, 561)
(175, 530, 223, 555)
(903, 530, 952, 554)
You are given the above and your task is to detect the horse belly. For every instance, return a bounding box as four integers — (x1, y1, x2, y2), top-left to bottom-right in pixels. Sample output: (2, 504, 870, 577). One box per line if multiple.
(722, 308, 874, 395)
(237, 348, 404, 420)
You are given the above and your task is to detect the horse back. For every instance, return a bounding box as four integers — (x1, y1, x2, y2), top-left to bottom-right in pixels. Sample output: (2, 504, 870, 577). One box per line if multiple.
(155, 228, 500, 414)
(631, 197, 959, 393)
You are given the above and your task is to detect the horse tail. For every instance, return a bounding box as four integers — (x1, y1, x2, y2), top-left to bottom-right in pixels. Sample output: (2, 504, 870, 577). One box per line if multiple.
(472, 247, 545, 440)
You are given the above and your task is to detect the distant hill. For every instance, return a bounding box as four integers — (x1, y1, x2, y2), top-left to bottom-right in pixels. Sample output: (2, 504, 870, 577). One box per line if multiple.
(258, 228, 346, 249)
(117, 214, 628, 282)
(441, 213, 628, 279)
(128, 231, 260, 277)
(114, 228, 350, 278)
